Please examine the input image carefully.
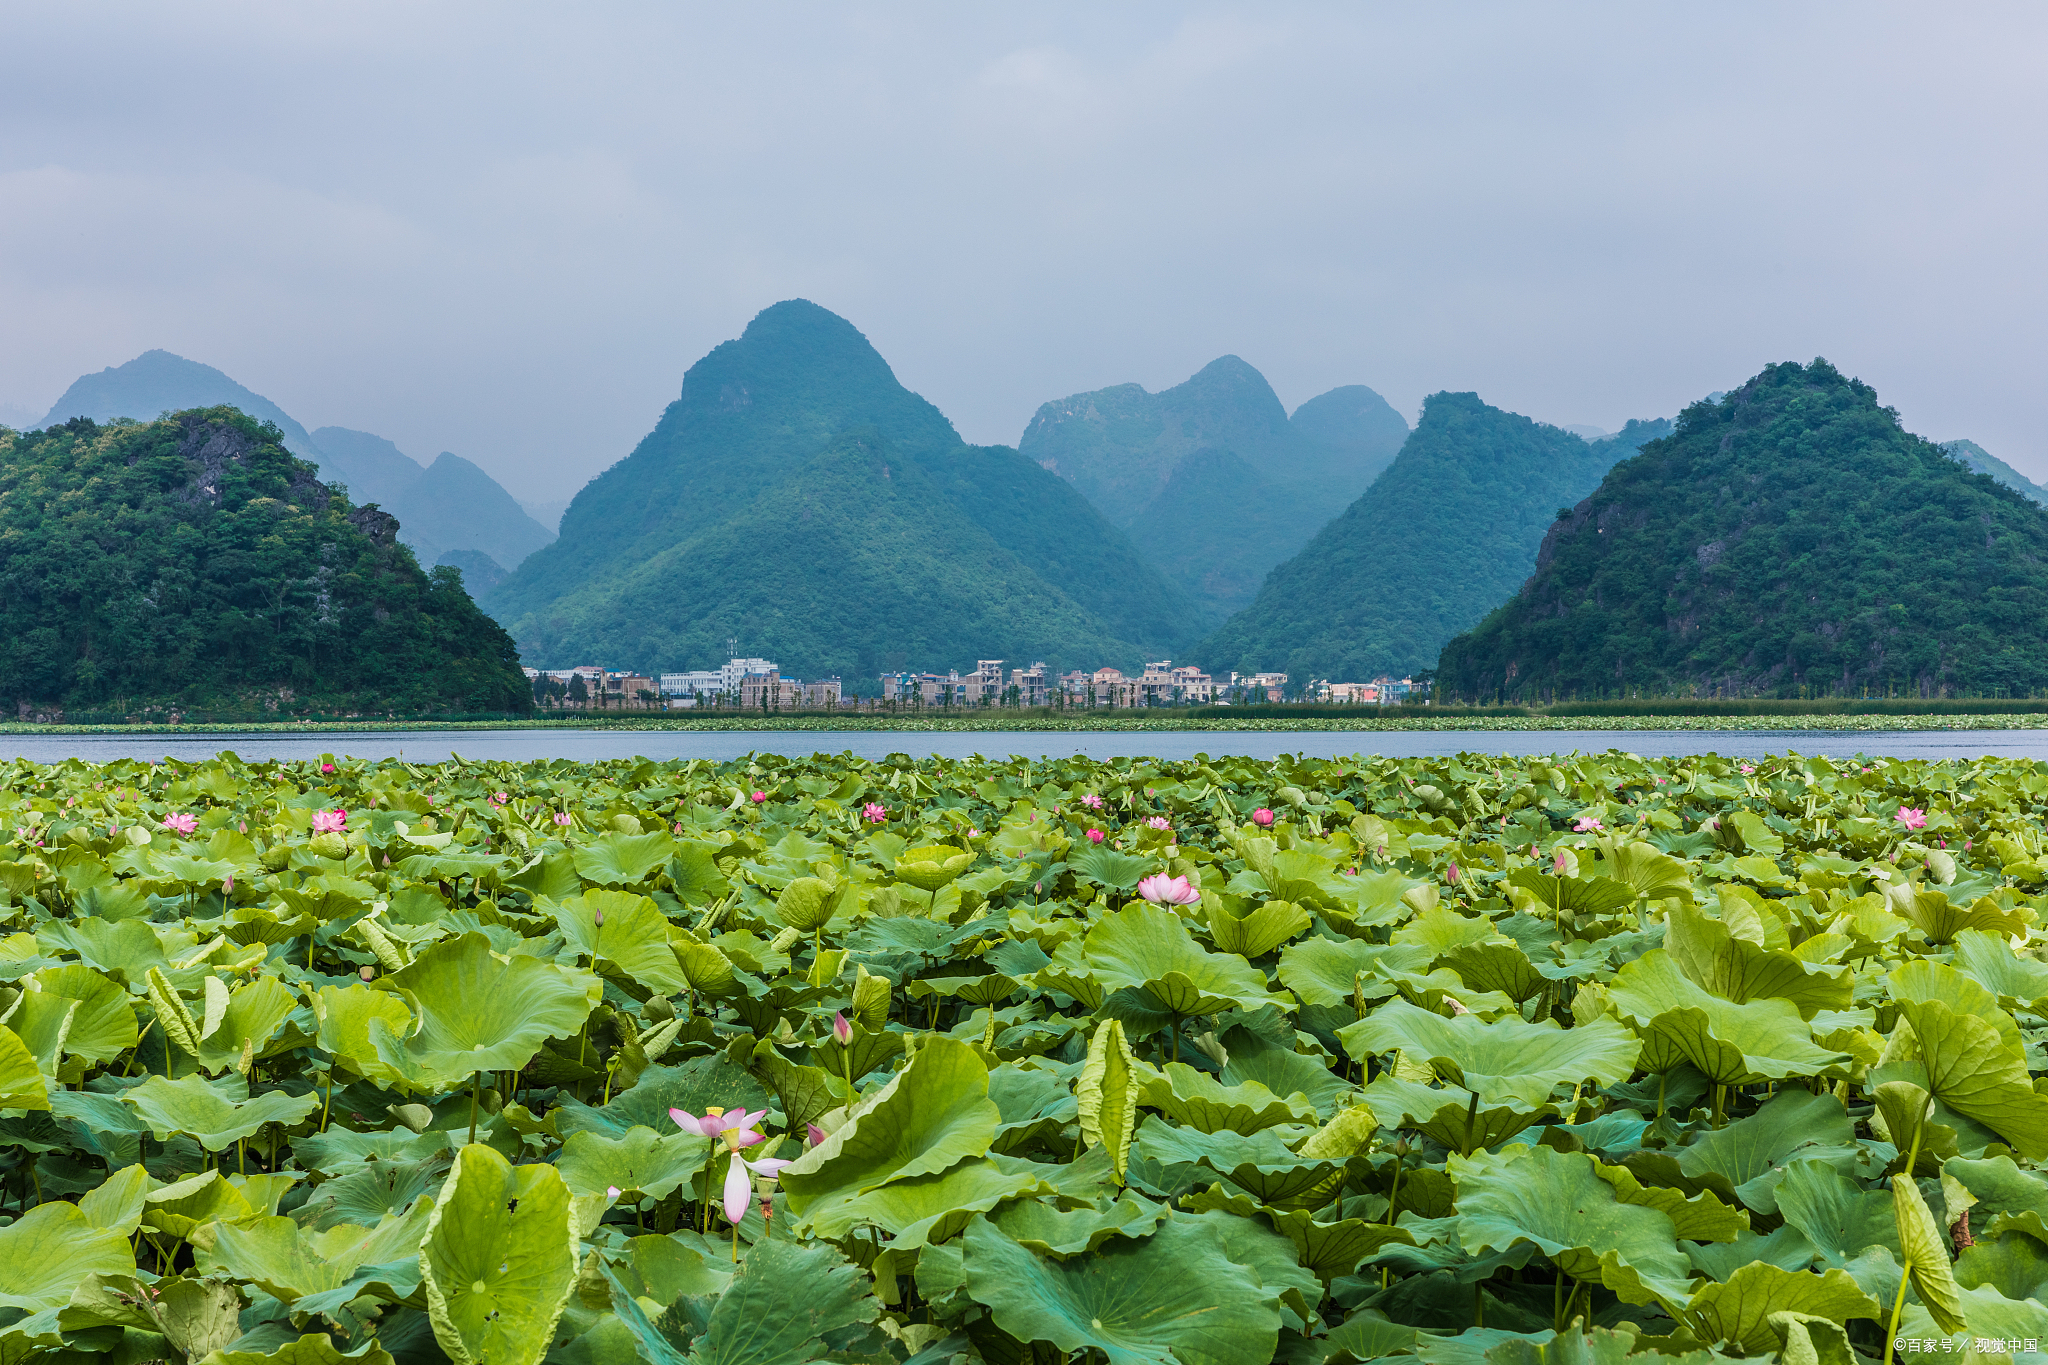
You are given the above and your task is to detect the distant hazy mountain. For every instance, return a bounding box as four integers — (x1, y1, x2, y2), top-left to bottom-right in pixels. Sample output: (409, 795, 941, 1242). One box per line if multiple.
(1017, 360, 1409, 621)
(1943, 439, 2048, 506)
(1439, 362, 2048, 699)
(37, 350, 553, 574)
(1200, 394, 1669, 683)
(520, 499, 571, 534)
(487, 299, 1205, 677)
(44, 350, 323, 457)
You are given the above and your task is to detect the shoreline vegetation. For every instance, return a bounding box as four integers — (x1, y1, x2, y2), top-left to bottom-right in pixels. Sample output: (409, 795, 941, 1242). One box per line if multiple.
(13, 698, 2048, 735)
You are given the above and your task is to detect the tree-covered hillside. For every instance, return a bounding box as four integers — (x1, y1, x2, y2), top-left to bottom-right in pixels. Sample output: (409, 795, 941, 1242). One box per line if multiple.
(1018, 360, 1410, 621)
(0, 409, 531, 716)
(1437, 360, 2048, 700)
(487, 300, 1202, 676)
(1199, 393, 1666, 683)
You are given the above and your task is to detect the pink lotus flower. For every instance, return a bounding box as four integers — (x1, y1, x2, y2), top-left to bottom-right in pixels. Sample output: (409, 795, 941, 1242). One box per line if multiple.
(607, 1185, 622, 1199)
(1252, 808, 1275, 827)
(1897, 806, 1927, 830)
(1087, 829, 1105, 843)
(862, 803, 887, 824)
(807, 1123, 828, 1148)
(671, 1106, 769, 1146)
(222, 875, 232, 894)
(1740, 764, 1755, 776)
(1146, 816, 1170, 830)
(491, 791, 509, 805)
(161, 812, 197, 835)
(1446, 863, 1461, 884)
(320, 762, 335, 774)
(751, 790, 767, 804)
(1136, 873, 1200, 906)
(967, 827, 982, 838)
(1553, 850, 1569, 874)
(312, 808, 347, 834)
(554, 812, 572, 826)
(832, 1012, 853, 1045)
(723, 1151, 790, 1224)
(1081, 793, 1104, 809)
(1573, 815, 1603, 832)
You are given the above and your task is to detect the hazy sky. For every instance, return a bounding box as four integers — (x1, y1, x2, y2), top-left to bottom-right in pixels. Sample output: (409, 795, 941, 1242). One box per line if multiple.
(3, 4, 2043, 503)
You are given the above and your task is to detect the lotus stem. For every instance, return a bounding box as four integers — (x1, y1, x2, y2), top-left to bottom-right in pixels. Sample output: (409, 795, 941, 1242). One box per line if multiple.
(469, 1072, 480, 1146)
(1883, 1095, 1934, 1365)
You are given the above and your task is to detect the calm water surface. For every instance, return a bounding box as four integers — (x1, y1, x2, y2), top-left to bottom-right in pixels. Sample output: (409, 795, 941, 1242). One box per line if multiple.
(0, 728, 2044, 765)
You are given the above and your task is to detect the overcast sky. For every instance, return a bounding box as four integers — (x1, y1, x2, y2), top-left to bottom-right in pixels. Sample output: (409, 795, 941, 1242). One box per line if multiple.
(3, 3, 2043, 503)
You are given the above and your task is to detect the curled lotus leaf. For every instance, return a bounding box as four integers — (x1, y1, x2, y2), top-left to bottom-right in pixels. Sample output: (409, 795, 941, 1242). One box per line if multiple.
(1340, 999, 1640, 1108)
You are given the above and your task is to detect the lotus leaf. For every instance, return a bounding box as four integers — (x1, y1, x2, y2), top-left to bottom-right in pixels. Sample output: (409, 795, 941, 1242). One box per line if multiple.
(1678, 1263, 1881, 1353)
(0, 1021, 51, 1110)
(569, 830, 676, 887)
(554, 890, 687, 994)
(987, 1193, 1168, 1256)
(123, 1073, 320, 1150)
(420, 1144, 578, 1365)
(1085, 903, 1289, 1019)
(961, 1214, 1284, 1365)
(372, 932, 597, 1088)
(0, 1201, 135, 1309)
(556, 1125, 710, 1200)
(1341, 1000, 1640, 1108)
(1141, 1060, 1317, 1134)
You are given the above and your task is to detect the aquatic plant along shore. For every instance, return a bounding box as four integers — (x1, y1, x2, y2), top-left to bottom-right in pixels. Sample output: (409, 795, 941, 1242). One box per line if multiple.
(3, 747, 2048, 1363)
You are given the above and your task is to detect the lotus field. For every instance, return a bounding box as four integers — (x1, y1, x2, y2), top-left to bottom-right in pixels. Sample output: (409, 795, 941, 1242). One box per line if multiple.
(8, 751, 2048, 1364)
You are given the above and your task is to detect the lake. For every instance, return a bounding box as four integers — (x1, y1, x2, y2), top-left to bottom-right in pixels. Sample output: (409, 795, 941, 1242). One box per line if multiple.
(1, 728, 2045, 765)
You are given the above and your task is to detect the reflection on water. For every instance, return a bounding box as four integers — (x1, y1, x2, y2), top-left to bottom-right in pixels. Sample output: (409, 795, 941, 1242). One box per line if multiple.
(0, 728, 2044, 765)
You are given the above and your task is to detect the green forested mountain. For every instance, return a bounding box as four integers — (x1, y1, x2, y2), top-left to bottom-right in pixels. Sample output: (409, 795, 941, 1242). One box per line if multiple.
(37, 351, 554, 574)
(1944, 438, 2048, 507)
(487, 300, 1202, 677)
(0, 409, 531, 716)
(1199, 393, 1666, 683)
(1437, 361, 2048, 700)
(1018, 360, 1409, 620)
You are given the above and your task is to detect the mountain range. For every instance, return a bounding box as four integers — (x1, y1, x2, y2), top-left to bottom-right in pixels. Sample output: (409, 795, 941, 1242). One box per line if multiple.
(1018, 360, 1408, 621)
(0, 408, 530, 716)
(1197, 394, 1670, 684)
(1437, 360, 2048, 699)
(36, 351, 554, 580)
(485, 300, 1206, 679)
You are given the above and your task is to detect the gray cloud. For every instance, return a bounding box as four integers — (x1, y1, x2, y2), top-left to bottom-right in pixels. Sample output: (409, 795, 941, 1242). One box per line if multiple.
(2, 2, 2043, 500)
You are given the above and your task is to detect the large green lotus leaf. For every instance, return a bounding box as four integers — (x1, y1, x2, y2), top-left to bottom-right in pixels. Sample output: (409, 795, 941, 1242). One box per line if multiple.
(1221, 1025, 1355, 1120)
(1079, 1019, 1139, 1182)
(0, 1023, 50, 1110)
(1441, 941, 1548, 1003)
(569, 831, 676, 887)
(1898, 1284, 2048, 1350)
(555, 1125, 709, 1201)
(1206, 896, 1312, 960)
(1591, 1158, 1749, 1244)
(1664, 902, 1851, 1017)
(1132, 1121, 1343, 1205)
(1890, 960, 2048, 1158)
(290, 1126, 452, 1175)
(1953, 929, 2048, 1011)
(200, 1335, 396, 1365)
(0, 1201, 135, 1310)
(374, 932, 597, 1088)
(1676, 1089, 1854, 1209)
(1450, 1144, 1694, 1306)
(194, 975, 301, 1072)
(1066, 845, 1155, 894)
(668, 841, 732, 907)
(895, 845, 976, 893)
(987, 1194, 1169, 1257)
(1362, 1075, 1551, 1154)
(25, 964, 137, 1063)
(143, 1169, 261, 1241)
(961, 1214, 1283, 1365)
(1955, 1234, 2048, 1309)
(780, 1035, 999, 1223)
(1678, 1264, 1881, 1353)
(419, 1144, 578, 1365)
(294, 1155, 449, 1233)
(749, 1042, 849, 1133)
(1503, 869, 1641, 918)
(36, 917, 171, 984)
(1596, 842, 1697, 904)
(1895, 1164, 1968, 1334)
(207, 1203, 434, 1302)
(553, 890, 687, 994)
(556, 1057, 773, 1141)
(1389, 905, 1502, 957)
(1085, 904, 1288, 1017)
(123, 1073, 320, 1150)
(1180, 1207, 1323, 1325)
(1262, 1205, 1415, 1281)
(1141, 1061, 1317, 1135)
(312, 983, 413, 1088)
(1340, 1000, 1639, 1108)
(1949, 1156, 2048, 1243)
(646, 1235, 874, 1365)
(1320, 1310, 1426, 1363)
(78, 1163, 155, 1236)
(2, 991, 76, 1074)
(807, 1155, 1054, 1246)
(1605, 951, 1850, 1083)
(1771, 1159, 1899, 1265)
(1276, 939, 1433, 1009)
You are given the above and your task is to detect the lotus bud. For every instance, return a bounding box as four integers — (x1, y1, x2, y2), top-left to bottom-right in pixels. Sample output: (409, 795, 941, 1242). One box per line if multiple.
(807, 1123, 827, 1148)
(1252, 808, 1275, 827)
(360, 966, 376, 981)
(1445, 863, 1460, 885)
(593, 907, 604, 927)
(832, 1012, 853, 1045)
